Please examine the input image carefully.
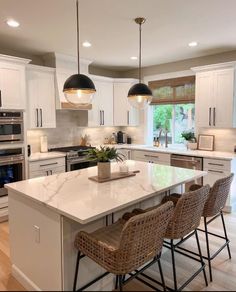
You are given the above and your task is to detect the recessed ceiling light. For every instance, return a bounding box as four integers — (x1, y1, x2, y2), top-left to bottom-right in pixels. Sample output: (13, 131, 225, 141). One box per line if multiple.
(82, 41, 92, 47)
(188, 41, 198, 47)
(6, 19, 20, 28)
(130, 56, 138, 60)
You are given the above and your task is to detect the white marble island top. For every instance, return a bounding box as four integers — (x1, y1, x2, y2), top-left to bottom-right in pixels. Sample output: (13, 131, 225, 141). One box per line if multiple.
(6, 161, 206, 224)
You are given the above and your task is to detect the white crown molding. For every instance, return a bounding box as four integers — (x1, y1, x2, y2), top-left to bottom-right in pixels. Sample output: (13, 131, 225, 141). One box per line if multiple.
(0, 54, 31, 65)
(191, 61, 236, 72)
(26, 64, 55, 72)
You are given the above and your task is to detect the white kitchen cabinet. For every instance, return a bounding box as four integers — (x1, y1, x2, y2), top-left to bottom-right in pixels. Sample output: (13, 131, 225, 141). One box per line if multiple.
(203, 157, 236, 212)
(0, 62, 26, 110)
(194, 65, 236, 128)
(131, 150, 170, 165)
(29, 157, 66, 179)
(27, 65, 56, 129)
(88, 78, 113, 127)
(113, 80, 139, 126)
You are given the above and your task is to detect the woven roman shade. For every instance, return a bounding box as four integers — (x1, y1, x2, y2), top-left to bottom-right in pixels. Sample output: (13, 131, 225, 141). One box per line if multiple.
(149, 76, 195, 105)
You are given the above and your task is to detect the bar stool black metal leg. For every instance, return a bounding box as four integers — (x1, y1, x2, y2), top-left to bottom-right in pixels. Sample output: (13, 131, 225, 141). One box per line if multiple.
(171, 240, 178, 291)
(118, 275, 123, 291)
(204, 217, 213, 282)
(221, 211, 231, 259)
(195, 230, 208, 287)
(115, 275, 118, 290)
(157, 258, 166, 291)
(73, 251, 81, 291)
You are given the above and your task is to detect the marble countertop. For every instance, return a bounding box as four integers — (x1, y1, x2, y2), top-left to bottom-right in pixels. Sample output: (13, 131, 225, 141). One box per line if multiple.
(6, 161, 206, 225)
(104, 144, 236, 160)
(28, 152, 66, 162)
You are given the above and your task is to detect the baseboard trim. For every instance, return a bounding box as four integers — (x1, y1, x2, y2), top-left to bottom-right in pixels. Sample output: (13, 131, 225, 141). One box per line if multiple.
(12, 264, 41, 291)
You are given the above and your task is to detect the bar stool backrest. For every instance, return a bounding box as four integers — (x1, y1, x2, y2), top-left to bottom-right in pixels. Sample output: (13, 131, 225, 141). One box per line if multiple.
(203, 173, 234, 217)
(165, 185, 210, 239)
(117, 201, 174, 274)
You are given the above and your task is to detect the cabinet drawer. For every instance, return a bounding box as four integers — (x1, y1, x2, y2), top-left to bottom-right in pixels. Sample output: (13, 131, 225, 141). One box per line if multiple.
(132, 150, 170, 164)
(29, 165, 66, 179)
(204, 158, 231, 171)
(29, 157, 65, 172)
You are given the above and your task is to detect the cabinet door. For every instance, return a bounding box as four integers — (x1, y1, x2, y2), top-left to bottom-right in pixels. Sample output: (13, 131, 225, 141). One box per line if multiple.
(203, 169, 230, 187)
(38, 71, 56, 128)
(113, 82, 139, 126)
(99, 81, 113, 126)
(27, 68, 56, 129)
(195, 71, 214, 128)
(0, 64, 25, 110)
(213, 68, 234, 128)
(88, 80, 114, 127)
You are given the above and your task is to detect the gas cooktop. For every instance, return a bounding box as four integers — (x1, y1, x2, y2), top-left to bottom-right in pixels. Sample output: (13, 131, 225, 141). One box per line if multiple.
(49, 146, 95, 160)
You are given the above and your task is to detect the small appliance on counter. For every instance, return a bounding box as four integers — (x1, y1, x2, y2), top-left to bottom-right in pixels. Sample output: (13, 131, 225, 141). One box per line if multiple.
(127, 136, 132, 144)
(40, 136, 48, 153)
(117, 131, 126, 144)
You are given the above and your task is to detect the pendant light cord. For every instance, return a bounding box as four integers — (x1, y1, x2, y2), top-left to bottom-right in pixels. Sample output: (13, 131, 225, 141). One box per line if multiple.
(76, 0, 80, 74)
(139, 22, 142, 83)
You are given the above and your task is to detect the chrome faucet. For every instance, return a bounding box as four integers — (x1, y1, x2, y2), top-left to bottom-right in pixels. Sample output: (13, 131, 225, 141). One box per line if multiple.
(165, 131, 168, 148)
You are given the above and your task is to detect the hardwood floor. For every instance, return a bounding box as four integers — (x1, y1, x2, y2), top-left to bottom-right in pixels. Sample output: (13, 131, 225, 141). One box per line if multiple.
(0, 213, 236, 291)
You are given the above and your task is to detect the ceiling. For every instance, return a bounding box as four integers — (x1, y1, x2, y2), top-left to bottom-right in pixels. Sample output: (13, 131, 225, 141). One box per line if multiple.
(0, 0, 236, 71)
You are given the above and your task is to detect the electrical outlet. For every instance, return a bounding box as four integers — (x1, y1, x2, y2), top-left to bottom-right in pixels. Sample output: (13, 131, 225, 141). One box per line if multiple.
(34, 225, 40, 243)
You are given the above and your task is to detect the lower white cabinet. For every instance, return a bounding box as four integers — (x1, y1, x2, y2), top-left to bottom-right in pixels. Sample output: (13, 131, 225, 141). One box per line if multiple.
(131, 150, 170, 165)
(203, 157, 235, 212)
(29, 157, 66, 179)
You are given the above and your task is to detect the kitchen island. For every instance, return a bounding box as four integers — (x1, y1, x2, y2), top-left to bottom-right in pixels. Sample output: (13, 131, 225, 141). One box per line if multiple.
(6, 161, 206, 291)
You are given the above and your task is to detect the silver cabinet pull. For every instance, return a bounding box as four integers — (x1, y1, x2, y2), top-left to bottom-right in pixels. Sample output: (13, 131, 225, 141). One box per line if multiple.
(208, 162, 224, 167)
(40, 108, 43, 127)
(36, 108, 39, 127)
(0, 90, 2, 108)
(103, 110, 105, 125)
(100, 110, 102, 126)
(209, 107, 212, 126)
(208, 169, 224, 174)
(40, 162, 58, 167)
(127, 111, 130, 125)
(144, 154, 159, 159)
(213, 107, 216, 126)
(46, 170, 49, 176)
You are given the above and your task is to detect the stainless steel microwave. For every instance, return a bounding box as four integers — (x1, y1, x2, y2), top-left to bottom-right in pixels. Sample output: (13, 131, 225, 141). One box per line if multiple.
(0, 111, 24, 143)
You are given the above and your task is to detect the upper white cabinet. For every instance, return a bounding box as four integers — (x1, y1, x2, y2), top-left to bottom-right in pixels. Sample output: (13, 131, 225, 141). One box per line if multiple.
(0, 58, 29, 110)
(27, 65, 56, 129)
(88, 77, 114, 127)
(113, 80, 139, 126)
(193, 64, 236, 128)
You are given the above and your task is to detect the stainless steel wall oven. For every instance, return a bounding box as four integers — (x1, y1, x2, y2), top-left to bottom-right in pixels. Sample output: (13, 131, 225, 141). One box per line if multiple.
(0, 111, 24, 143)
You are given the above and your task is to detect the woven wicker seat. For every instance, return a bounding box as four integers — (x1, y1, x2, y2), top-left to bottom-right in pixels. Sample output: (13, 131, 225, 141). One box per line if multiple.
(73, 201, 174, 291)
(189, 173, 234, 282)
(124, 185, 210, 291)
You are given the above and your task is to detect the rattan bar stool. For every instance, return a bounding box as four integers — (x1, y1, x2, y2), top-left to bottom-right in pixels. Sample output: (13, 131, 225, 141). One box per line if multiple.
(185, 173, 234, 282)
(124, 185, 210, 291)
(73, 202, 174, 291)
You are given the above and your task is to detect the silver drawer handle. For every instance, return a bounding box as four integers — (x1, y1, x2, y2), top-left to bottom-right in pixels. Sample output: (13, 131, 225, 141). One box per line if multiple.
(208, 169, 224, 174)
(208, 163, 224, 167)
(40, 162, 58, 167)
(144, 154, 159, 159)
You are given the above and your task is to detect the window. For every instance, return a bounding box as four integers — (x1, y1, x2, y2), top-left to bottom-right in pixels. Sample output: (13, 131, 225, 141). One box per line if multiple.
(153, 103, 195, 144)
(149, 75, 195, 145)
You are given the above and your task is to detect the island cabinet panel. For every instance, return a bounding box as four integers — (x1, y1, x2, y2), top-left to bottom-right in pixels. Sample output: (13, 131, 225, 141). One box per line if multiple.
(8, 191, 62, 291)
(62, 216, 114, 291)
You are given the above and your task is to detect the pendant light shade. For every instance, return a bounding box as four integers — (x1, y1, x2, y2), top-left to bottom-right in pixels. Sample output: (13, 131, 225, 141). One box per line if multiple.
(128, 83, 152, 109)
(63, 0, 96, 106)
(64, 74, 96, 106)
(128, 17, 152, 109)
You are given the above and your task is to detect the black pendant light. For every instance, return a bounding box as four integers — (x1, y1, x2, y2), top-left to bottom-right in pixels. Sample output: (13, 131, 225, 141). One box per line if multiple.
(128, 17, 152, 109)
(63, 0, 96, 106)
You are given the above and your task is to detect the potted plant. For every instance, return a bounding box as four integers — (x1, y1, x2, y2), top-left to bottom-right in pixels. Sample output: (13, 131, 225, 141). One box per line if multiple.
(181, 131, 198, 150)
(88, 146, 124, 179)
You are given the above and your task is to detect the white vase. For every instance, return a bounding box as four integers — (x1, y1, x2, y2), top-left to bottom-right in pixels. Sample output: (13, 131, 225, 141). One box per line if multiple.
(97, 162, 111, 179)
(187, 142, 198, 150)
